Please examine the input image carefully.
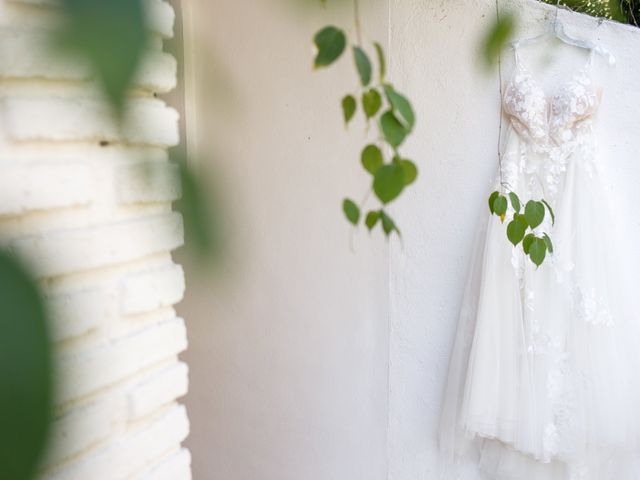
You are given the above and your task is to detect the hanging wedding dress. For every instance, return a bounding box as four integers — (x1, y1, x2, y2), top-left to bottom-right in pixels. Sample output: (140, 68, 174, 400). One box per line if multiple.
(439, 41, 640, 480)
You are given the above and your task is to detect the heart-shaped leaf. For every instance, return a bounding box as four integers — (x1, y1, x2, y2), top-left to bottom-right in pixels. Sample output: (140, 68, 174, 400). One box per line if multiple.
(529, 237, 547, 267)
(353, 46, 372, 86)
(492, 194, 508, 216)
(362, 88, 382, 119)
(373, 164, 405, 204)
(342, 198, 360, 225)
(383, 84, 415, 130)
(313, 26, 346, 67)
(380, 110, 408, 148)
(524, 200, 545, 229)
(507, 214, 527, 246)
(361, 144, 384, 175)
(341, 95, 356, 125)
(399, 159, 418, 186)
(488, 191, 500, 214)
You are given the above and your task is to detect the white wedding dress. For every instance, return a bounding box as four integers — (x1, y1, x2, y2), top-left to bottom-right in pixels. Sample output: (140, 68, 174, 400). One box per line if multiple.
(439, 44, 640, 479)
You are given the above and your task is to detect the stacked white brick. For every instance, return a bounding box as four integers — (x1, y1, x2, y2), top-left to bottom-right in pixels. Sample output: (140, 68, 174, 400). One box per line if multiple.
(0, 0, 191, 478)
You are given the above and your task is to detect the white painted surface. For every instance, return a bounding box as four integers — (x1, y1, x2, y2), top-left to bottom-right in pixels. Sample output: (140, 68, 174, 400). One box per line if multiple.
(387, 1, 640, 479)
(180, 1, 390, 479)
(0, 0, 191, 477)
(181, 0, 640, 479)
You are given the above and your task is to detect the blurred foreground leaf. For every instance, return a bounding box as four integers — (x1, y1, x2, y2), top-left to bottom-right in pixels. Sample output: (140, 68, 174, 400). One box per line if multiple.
(482, 13, 515, 68)
(176, 160, 221, 260)
(0, 252, 52, 480)
(58, 0, 148, 116)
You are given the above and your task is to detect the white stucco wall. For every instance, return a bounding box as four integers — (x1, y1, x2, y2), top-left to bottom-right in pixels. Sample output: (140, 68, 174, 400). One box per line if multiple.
(181, 0, 640, 479)
(180, 1, 391, 479)
(0, 0, 191, 478)
(388, 1, 640, 479)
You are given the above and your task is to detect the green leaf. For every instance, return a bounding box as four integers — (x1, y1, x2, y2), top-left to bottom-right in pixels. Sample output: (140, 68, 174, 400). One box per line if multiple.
(488, 191, 500, 214)
(529, 237, 547, 267)
(523, 233, 535, 254)
(383, 84, 415, 130)
(176, 160, 220, 259)
(542, 232, 554, 253)
(342, 198, 360, 225)
(380, 110, 408, 148)
(399, 159, 418, 186)
(361, 144, 384, 175)
(362, 88, 382, 119)
(492, 194, 508, 219)
(380, 210, 399, 236)
(341, 95, 356, 125)
(313, 26, 347, 67)
(507, 214, 527, 246)
(482, 13, 515, 68)
(365, 210, 381, 231)
(353, 46, 372, 86)
(58, 0, 149, 117)
(508, 191, 521, 213)
(374, 41, 386, 82)
(524, 200, 545, 229)
(0, 251, 53, 480)
(373, 164, 405, 204)
(541, 198, 555, 226)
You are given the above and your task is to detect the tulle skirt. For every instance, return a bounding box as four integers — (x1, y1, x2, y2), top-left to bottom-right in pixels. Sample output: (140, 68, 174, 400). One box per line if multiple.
(438, 128, 640, 479)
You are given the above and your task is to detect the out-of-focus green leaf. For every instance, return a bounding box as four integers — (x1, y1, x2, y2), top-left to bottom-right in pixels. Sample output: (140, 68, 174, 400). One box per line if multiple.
(313, 26, 347, 68)
(365, 210, 380, 231)
(374, 42, 386, 82)
(380, 110, 408, 148)
(342, 198, 360, 225)
(361, 144, 384, 175)
(380, 210, 400, 237)
(373, 163, 405, 204)
(383, 85, 415, 130)
(353, 46, 372, 86)
(177, 161, 218, 258)
(398, 158, 418, 185)
(362, 88, 382, 119)
(482, 13, 515, 68)
(342, 94, 357, 125)
(58, 0, 149, 116)
(0, 251, 52, 480)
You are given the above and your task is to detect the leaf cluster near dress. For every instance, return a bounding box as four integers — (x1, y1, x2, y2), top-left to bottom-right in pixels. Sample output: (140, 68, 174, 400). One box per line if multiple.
(313, 25, 418, 238)
(488, 190, 555, 266)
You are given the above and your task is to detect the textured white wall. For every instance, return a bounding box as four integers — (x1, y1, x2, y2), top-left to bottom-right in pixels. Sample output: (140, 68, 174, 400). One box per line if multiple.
(387, 1, 640, 479)
(0, 0, 191, 478)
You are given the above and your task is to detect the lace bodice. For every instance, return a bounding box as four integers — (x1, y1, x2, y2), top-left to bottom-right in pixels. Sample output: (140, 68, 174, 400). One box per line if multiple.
(503, 47, 600, 148)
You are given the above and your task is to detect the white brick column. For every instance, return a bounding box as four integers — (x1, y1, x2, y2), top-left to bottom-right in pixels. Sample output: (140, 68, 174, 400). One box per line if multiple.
(0, 1, 191, 478)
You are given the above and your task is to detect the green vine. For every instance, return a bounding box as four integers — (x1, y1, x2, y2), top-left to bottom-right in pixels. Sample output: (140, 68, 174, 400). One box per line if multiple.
(312, 3, 418, 238)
